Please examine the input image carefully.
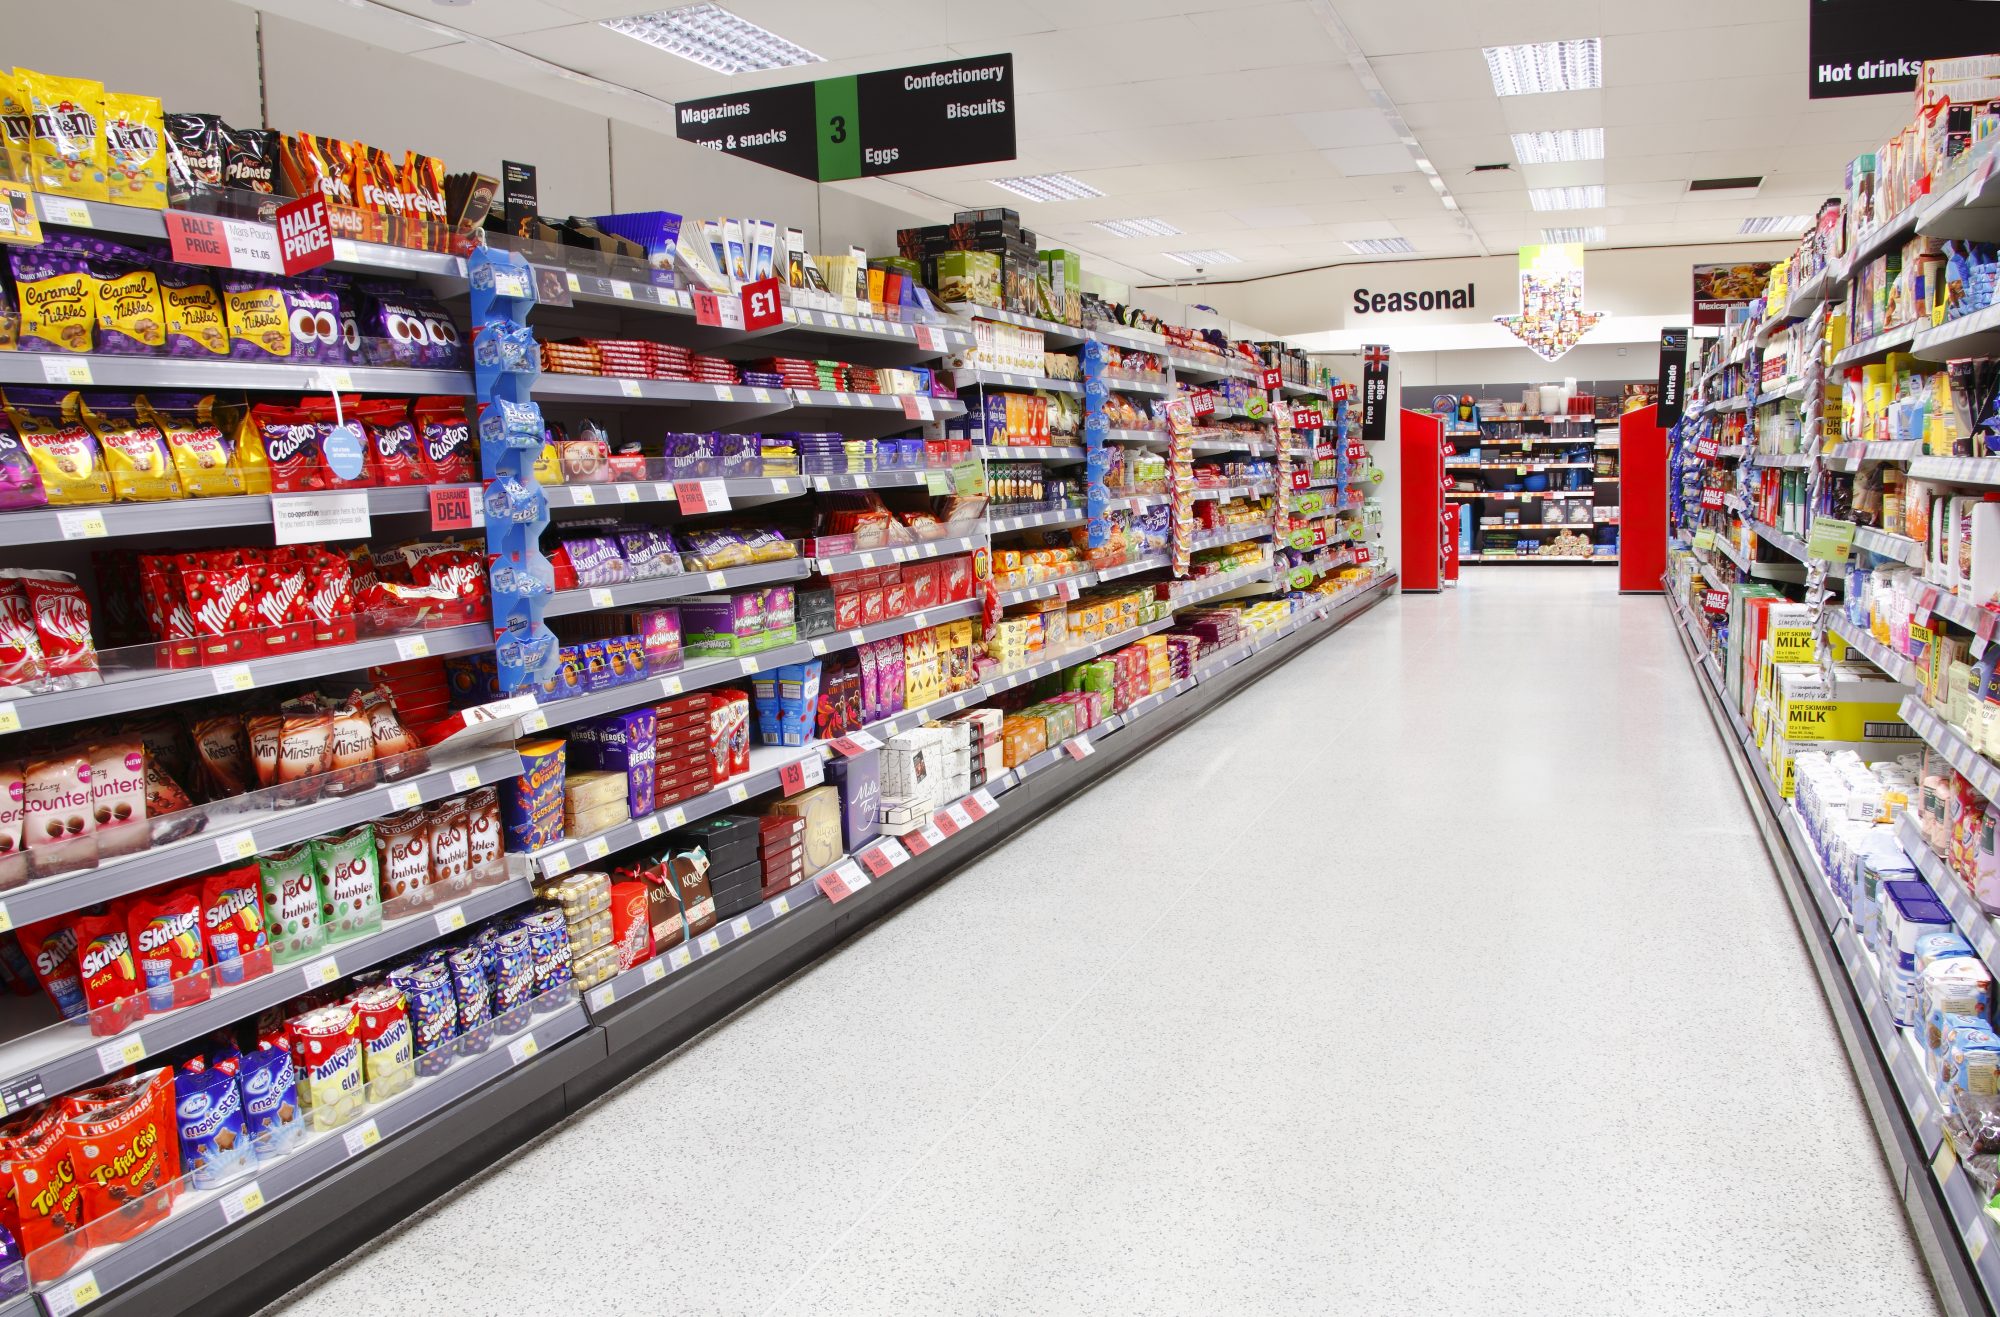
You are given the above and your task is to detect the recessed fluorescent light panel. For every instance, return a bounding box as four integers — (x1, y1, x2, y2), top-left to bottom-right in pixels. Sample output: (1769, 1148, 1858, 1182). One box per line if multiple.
(1094, 216, 1182, 238)
(1163, 250, 1240, 266)
(990, 173, 1102, 202)
(1345, 238, 1415, 255)
(1542, 226, 1606, 243)
(1483, 39, 1602, 96)
(1528, 185, 1606, 211)
(1739, 214, 1814, 236)
(601, 4, 823, 75)
(1510, 128, 1604, 165)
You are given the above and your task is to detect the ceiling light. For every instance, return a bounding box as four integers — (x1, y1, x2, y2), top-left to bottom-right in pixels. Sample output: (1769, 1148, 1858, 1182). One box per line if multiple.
(1528, 185, 1605, 211)
(1739, 214, 1813, 235)
(1162, 250, 1240, 266)
(1482, 39, 1602, 96)
(601, 4, 823, 75)
(1346, 238, 1415, 255)
(989, 173, 1102, 202)
(1093, 216, 1181, 238)
(1510, 128, 1604, 165)
(1542, 226, 1606, 243)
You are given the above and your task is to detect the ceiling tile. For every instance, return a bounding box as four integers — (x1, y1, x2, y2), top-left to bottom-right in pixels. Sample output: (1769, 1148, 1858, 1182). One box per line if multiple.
(1324, 144, 1419, 177)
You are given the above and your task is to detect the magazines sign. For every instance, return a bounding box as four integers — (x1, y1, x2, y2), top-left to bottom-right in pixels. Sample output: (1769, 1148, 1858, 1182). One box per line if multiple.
(1693, 261, 1775, 325)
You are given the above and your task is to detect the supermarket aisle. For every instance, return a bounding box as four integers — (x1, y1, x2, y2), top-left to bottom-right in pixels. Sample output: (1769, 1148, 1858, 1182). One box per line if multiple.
(268, 571, 1940, 1317)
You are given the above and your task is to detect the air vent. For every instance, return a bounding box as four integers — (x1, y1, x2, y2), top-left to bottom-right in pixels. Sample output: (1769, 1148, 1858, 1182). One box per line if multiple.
(1689, 176, 1763, 192)
(1471, 162, 1513, 173)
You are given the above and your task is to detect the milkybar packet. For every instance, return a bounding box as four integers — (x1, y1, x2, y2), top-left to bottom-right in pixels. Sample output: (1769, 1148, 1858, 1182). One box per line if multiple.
(83, 393, 181, 501)
(139, 392, 248, 497)
(100, 91, 166, 209)
(5, 388, 110, 505)
(18, 69, 107, 201)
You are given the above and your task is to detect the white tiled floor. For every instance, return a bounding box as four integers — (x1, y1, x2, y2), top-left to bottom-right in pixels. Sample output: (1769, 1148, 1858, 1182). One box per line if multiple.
(265, 568, 1942, 1316)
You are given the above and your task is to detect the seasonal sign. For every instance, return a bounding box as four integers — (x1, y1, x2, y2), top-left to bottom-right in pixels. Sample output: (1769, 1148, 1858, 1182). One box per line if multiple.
(1493, 243, 1603, 361)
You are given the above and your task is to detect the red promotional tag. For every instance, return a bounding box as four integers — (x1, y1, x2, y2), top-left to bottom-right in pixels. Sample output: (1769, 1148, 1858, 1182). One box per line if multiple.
(779, 755, 823, 796)
(429, 485, 477, 531)
(858, 846, 894, 878)
(1289, 469, 1310, 491)
(1190, 389, 1216, 417)
(933, 810, 961, 836)
(818, 867, 856, 903)
(692, 289, 745, 329)
(165, 211, 282, 272)
(1441, 473, 1454, 490)
(828, 731, 881, 758)
(1065, 736, 1094, 761)
(673, 480, 710, 515)
(958, 796, 985, 822)
(740, 277, 782, 330)
(276, 194, 335, 275)
(1329, 384, 1349, 402)
(1442, 442, 1456, 457)
(903, 828, 932, 855)
(1703, 588, 1729, 613)
(1260, 367, 1284, 391)
(1356, 545, 1371, 563)
(1701, 487, 1723, 510)
(1981, 610, 1999, 642)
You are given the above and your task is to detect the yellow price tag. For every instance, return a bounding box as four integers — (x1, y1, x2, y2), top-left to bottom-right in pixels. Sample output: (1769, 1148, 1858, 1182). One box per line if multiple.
(772, 895, 791, 916)
(521, 710, 549, 734)
(728, 784, 750, 803)
(305, 955, 340, 988)
(731, 916, 752, 937)
(216, 831, 258, 863)
(584, 836, 611, 861)
(0, 703, 17, 734)
(66, 1274, 101, 1310)
(237, 1183, 265, 1215)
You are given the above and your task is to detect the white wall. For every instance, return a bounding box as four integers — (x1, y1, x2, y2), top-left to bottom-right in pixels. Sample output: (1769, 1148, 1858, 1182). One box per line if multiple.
(1388, 342, 1655, 391)
(2, 0, 927, 254)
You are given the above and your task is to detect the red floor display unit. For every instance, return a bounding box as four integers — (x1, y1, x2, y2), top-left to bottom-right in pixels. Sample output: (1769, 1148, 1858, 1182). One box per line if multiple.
(1399, 408, 1447, 592)
(1617, 402, 1668, 593)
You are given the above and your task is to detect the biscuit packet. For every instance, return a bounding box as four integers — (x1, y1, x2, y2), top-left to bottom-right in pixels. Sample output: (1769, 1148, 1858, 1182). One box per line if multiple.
(91, 256, 166, 355)
(83, 394, 181, 502)
(4, 388, 110, 505)
(137, 392, 246, 497)
(9, 242, 95, 354)
(17, 70, 106, 202)
(99, 91, 165, 209)
(157, 264, 228, 358)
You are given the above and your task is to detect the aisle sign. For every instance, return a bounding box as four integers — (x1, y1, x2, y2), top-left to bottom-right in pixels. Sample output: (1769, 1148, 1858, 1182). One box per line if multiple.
(674, 54, 1016, 182)
(1658, 327, 1688, 425)
(1808, 1, 2000, 98)
(1360, 344, 1389, 442)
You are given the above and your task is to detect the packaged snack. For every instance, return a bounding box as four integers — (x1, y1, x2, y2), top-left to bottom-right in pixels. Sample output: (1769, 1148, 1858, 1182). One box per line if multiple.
(445, 945, 491, 1037)
(490, 927, 534, 1014)
(466, 785, 506, 888)
(173, 1057, 255, 1190)
(127, 884, 208, 1014)
(3, 1105, 85, 1279)
(3, 388, 107, 503)
(0, 75, 31, 184)
(375, 806, 431, 919)
(82, 395, 181, 501)
(221, 274, 290, 361)
(91, 258, 166, 355)
(316, 822, 382, 941)
(426, 797, 472, 900)
(14, 919, 85, 1021)
(73, 906, 144, 1036)
(257, 841, 324, 965)
(287, 1002, 363, 1132)
(86, 737, 147, 861)
(157, 266, 229, 359)
(66, 1068, 179, 1246)
(355, 398, 426, 486)
(97, 92, 165, 208)
(137, 393, 242, 496)
(200, 863, 271, 986)
(190, 714, 253, 798)
(219, 124, 281, 199)
(277, 706, 334, 804)
(18, 573, 97, 687)
(162, 112, 224, 207)
(235, 1039, 302, 1155)
(0, 421, 47, 514)
(361, 690, 425, 775)
(9, 244, 94, 354)
(352, 983, 413, 1100)
(23, 752, 96, 878)
(0, 762, 25, 892)
(296, 396, 374, 491)
(414, 396, 475, 483)
(18, 71, 106, 201)
(0, 583, 40, 690)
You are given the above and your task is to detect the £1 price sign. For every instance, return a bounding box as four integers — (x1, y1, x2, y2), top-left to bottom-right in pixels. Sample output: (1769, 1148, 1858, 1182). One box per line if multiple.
(740, 277, 782, 330)
(1259, 366, 1284, 391)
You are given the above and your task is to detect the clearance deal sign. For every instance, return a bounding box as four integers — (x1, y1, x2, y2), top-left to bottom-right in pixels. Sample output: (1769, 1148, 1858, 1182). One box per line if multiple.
(675, 54, 1015, 182)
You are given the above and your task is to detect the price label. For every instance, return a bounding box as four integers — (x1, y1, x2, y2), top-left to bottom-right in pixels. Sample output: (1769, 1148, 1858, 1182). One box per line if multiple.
(212, 663, 256, 694)
(810, 639, 829, 656)
(946, 803, 974, 830)
(901, 394, 935, 421)
(972, 788, 998, 813)
(96, 1035, 146, 1071)
(859, 845, 895, 878)
(780, 755, 824, 795)
(47, 1272, 100, 1316)
(772, 894, 792, 916)
(934, 809, 960, 836)
(1916, 587, 1940, 628)
(690, 289, 746, 329)
(669, 945, 693, 969)
(664, 807, 687, 829)
(660, 676, 683, 696)
(1190, 389, 1216, 417)
(543, 851, 572, 878)
(732, 915, 753, 937)
(520, 709, 549, 734)
(590, 587, 616, 610)
(618, 378, 643, 398)
(56, 509, 107, 539)
(1260, 366, 1284, 390)
(715, 385, 736, 403)
(570, 485, 597, 507)
(819, 866, 857, 903)
(508, 1034, 540, 1065)
(589, 983, 616, 1011)
(728, 783, 750, 804)
(434, 905, 466, 935)
(633, 815, 663, 842)
(741, 276, 782, 329)
(448, 766, 483, 793)
(39, 355, 93, 385)
(215, 830, 257, 863)
(696, 930, 721, 955)
(829, 731, 883, 757)
(904, 828, 932, 855)
(0, 703, 16, 735)
(303, 955, 341, 988)
(583, 836, 611, 862)
(221, 1181, 266, 1224)
(916, 324, 942, 351)
(394, 634, 430, 661)
(644, 959, 668, 984)
(1065, 735, 1095, 761)
(674, 481, 711, 515)
(616, 483, 640, 503)
(342, 1120, 381, 1157)
(609, 279, 635, 301)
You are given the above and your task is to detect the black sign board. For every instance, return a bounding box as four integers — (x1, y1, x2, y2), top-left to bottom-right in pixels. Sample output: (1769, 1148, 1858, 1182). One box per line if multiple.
(1809, 1, 2000, 99)
(501, 160, 538, 234)
(1658, 328, 1687, 426)
(1360, 344, 1390, 444)
(675, 54, 1015, 182)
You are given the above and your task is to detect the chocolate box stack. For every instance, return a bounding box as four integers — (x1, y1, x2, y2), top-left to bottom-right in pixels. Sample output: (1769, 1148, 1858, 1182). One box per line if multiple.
(570, 708, 656, 820)
(687, 815, 761, 920)
(879, 727, 945, 836)
(825, 748, 882, 855)
(769, 784, 842, 873)
(654, 691, 716, 809)
(535, 869, 617, 989)
(759, 814, 807, 896)
(944, 708, 1004, 788)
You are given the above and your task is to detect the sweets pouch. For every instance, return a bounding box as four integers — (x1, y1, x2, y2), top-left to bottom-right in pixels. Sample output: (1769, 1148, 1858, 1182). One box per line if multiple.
(219, 124, 281, 200)
(158, 264, 228, 359)
(355, 398, 424, 485)
(63, 1068, 180, 1246)
(4, 389, 109, 504)
(414, 396, 475, 483)
(127, 883, 207, 1013)
(17, 574, 97, 688)
(315, 822, 381, 941)
(246, 402, 326, 493)
(17, 70, 105, 202)
(0, 422, 46, 514)
(73, 906, 143, 1036)
(82, 395, 181, 501)
(258, 842, 323, 964)
(100, 92, 166, 209)
(234, 1040, 301, 1156)
(200, 864, 270, 986)
(91, 258, 165, 355)
(162, 112, 224, 208)
(173, 1059, 254, 1191)
(3, 1106, 84, 1281)
(0, 76, 30, 185)
(138, 392, 245, 497)
(9, 243, 95, 354)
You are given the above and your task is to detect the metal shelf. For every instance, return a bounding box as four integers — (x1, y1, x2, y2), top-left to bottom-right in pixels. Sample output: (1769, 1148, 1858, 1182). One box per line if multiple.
(542, 557, 812, 618)
(994, 554, 1169, 607)
(1903, 697, 2000, 805)
(1746, 453, 1813, 469)
(0, 744, 522, 932)
(0, 877, 532, 1119)
(1172, 565, 1272, 606)
(1189, 525, 1274, 552)
(541, 475, 810, 511)
(0, 484, 460, 548)
(1910, 456, 2000, 487)
(1854, 525, 1924, 567)
(951, 369, 1082, 395)
(1832, 325, 1918, 367)
(1897, 813, 2000, 969)
(1913, 303, 2000, 360)
(0, 353, 467, 395)
(941, 303, 1087, 349)
(1104, 428, 1169, 444)
(809, 533, 983, 576)
(1917, 138, 2000, 242)
(1826, 612, 1921, 685)
(0, 622, 493, 734)
(972, 445, 1086, 462)
(1101, 374, 1173, 397)
(988, 506, 1086, 534)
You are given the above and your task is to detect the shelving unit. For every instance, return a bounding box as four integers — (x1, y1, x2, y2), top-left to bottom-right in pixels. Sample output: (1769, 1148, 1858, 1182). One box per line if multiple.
(1434, 407, 1621, 565)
